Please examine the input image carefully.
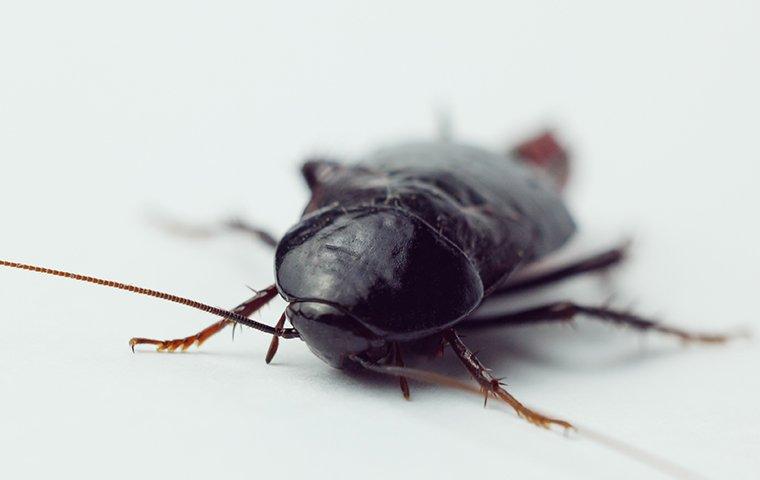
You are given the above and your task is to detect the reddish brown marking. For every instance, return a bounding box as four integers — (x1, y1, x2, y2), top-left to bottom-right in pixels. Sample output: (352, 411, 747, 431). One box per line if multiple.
(514, 131, 570, 188)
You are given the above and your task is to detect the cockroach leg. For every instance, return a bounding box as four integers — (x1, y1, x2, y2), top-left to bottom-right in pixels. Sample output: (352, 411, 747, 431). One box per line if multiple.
(353, 357, 573, 433)
(130, 318, 232, 352)
(265, 312, 287, 364)
(461, 301, 737, 343)
(392, 343, 411, 400)
(491, 243, 629, 296)
(350, 356, 490, 403)
(130, 285, 279, 352)
(225, 218, 279, 248)
(444, 329, 573, 430)
(148, 211, 278, 248)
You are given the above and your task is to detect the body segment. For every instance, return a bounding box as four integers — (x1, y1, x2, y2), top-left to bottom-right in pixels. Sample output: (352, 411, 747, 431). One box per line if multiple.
(276, 140, 576, 365)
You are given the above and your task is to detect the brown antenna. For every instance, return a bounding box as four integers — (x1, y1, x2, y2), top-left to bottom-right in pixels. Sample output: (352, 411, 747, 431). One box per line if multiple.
(0, 259, 299, 339)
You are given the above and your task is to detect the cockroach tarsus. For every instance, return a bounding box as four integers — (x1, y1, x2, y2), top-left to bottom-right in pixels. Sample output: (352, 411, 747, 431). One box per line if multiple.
(0, 129, 740, 449)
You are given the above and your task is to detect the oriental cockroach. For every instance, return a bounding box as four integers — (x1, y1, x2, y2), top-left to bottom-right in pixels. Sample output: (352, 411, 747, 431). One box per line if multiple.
(0, 129, 741, 479)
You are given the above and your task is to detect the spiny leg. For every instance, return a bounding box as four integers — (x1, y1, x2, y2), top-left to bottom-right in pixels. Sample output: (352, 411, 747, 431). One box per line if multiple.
(461, 301, 735, 343)
(129, 285, 279, 352)
(443, 329, 572, 430)
(351, 356, 704, 479)
(130, 319, 231, 352)
(491, 243, 629, 296)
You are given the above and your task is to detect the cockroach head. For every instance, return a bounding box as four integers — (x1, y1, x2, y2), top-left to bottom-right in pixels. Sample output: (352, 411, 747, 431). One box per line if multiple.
(284, 301, 385, 367)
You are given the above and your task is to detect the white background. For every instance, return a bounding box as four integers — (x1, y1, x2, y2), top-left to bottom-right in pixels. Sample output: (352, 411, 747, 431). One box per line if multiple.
(1, 1, 758, 479)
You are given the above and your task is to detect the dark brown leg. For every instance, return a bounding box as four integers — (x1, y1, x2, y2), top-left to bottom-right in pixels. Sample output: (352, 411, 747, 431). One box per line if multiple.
(149, 211, 278, 248)
(350, 355, 483, 398)
(491, 243, 628, 296)
(462, 301, 734, 343)
(444, 329, 572, 429)
(265, 312, 287, 364)
(392, 343, 411, 400)
(129, 285, 279, 352)
(226, 218, 278, 248)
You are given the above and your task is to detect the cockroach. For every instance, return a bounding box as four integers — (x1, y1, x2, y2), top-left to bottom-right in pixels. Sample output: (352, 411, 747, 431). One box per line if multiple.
(0, 129, 738, 475)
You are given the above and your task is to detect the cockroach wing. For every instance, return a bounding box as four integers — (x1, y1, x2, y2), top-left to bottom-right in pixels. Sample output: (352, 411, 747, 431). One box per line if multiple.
(304, 142, 576, 294)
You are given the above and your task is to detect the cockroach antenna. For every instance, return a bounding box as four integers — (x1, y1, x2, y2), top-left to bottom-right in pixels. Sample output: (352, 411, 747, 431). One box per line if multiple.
(0, 259, 299, 340)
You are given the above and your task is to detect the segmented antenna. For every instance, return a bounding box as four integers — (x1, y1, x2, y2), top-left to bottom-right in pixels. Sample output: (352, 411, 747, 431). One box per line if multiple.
(0, 259, 299, 339)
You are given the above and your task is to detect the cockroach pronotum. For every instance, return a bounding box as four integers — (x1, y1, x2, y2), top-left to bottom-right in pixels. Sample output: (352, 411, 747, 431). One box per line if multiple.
(0, 128, 742, 478)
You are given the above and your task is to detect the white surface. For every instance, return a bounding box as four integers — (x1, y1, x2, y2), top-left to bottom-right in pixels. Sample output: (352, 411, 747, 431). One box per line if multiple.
(1, 1, 758, 479)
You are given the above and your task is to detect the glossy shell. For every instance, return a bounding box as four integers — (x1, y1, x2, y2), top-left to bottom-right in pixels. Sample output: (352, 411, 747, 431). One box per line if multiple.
(276, 140, 575, 343)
